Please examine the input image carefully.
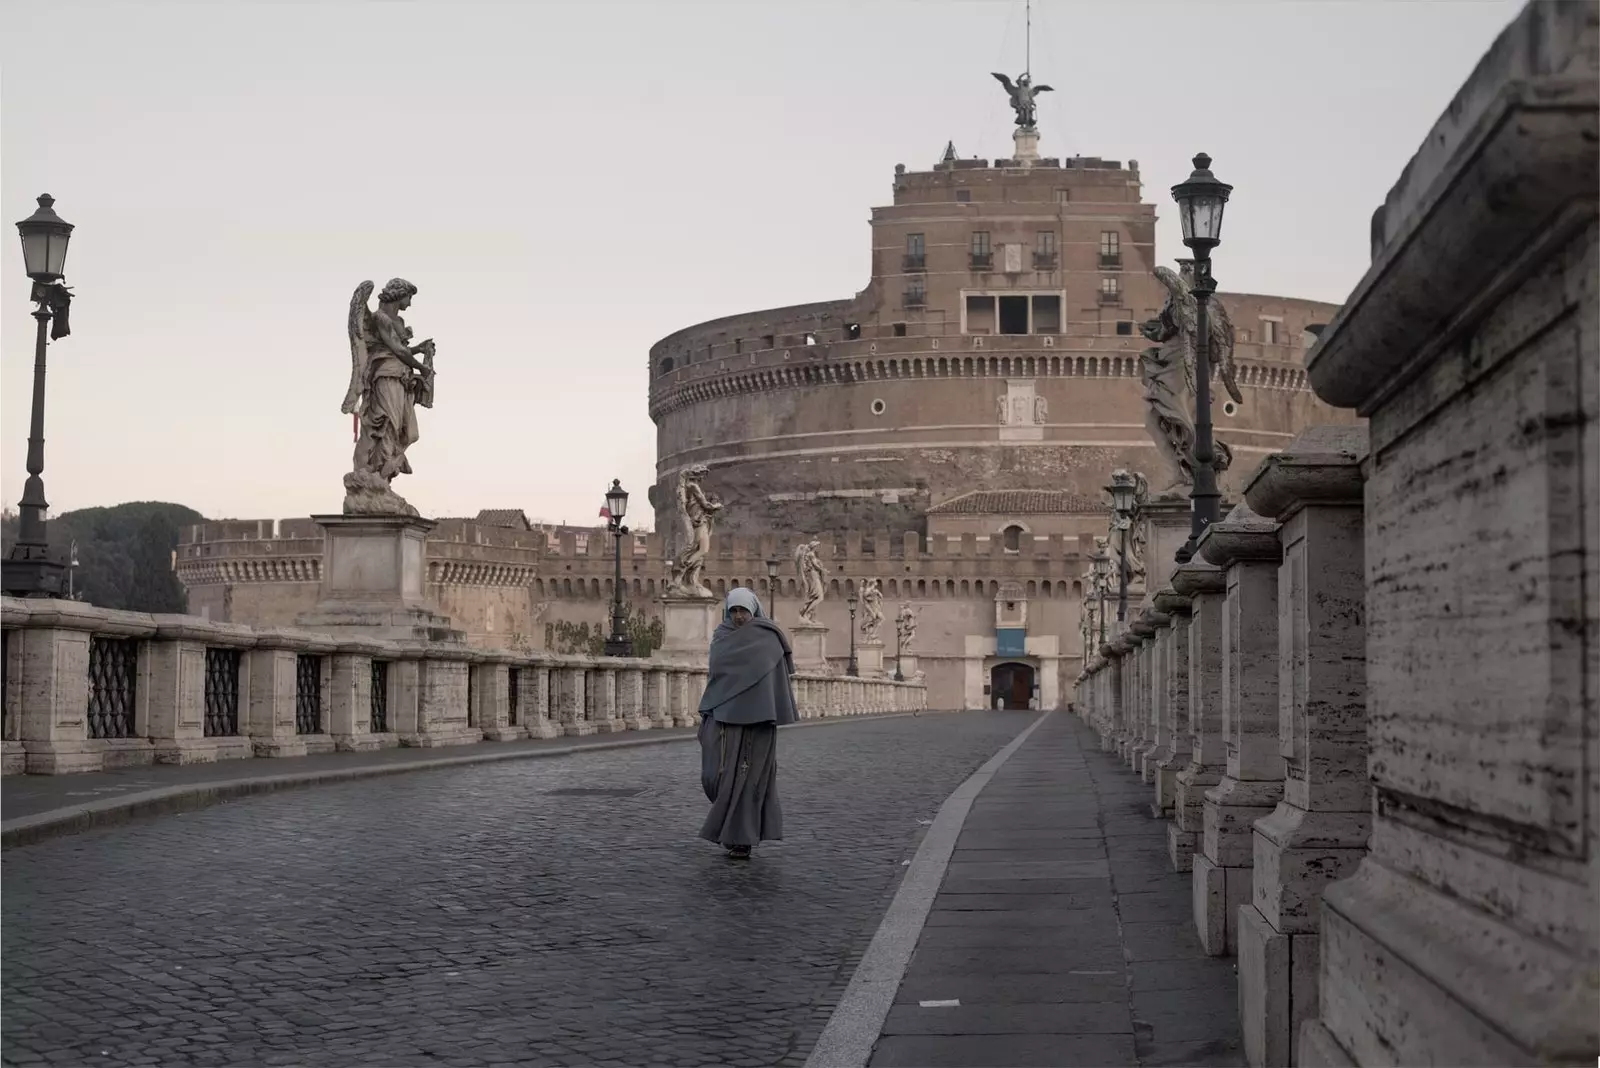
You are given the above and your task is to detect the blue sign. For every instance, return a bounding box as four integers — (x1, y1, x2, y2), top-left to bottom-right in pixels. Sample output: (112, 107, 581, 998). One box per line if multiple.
(996, 628, 1027, 657)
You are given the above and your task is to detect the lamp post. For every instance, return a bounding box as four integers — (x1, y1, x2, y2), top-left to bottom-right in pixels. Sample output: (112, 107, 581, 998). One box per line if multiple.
(4, 195, 75, 599)
(766, 559, 780, 620)
(1106, 470, 1138, 624)
(602, 479, 633, 657)
(846, 591, 859, 676)
(1170, 153, 1232, 564)
(1090, 547, 1111, 647)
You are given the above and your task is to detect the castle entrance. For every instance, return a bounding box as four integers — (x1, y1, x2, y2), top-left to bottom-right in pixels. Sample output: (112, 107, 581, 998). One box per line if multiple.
(989, 661, 1036, 710)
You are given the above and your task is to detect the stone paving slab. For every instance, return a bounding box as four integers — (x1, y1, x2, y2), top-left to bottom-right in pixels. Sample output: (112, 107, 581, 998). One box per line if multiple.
(865, 715, 1243, 1067)
(0, 711, 940, 847)
(1, 711, 1034, 1068)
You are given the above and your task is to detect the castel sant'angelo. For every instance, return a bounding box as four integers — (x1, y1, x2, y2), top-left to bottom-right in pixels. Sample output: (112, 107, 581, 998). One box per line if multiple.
(177, 72, 1355, 711)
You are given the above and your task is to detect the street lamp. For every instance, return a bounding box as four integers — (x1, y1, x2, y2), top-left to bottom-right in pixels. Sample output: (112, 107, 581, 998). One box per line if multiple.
(846, 591, 859, 676)
(4, 194, 75, 599)
(893, 610, 905, 683)
(602, 479, 633, 657)
(766, 559, 780, 619)
(1106, 470, 1138, 623)
(1170, 153, 1232, 563)
(1090, 547, 1111, 647)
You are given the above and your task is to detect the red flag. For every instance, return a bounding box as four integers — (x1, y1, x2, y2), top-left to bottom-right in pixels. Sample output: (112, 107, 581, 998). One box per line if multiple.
(599, 506, 612, 520)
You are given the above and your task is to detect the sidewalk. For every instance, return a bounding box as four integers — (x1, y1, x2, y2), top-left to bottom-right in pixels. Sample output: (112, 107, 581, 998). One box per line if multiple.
(869, 714, 1242, 1068)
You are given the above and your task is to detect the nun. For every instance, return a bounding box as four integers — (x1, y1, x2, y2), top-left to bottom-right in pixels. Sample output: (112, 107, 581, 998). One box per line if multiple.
(696, 587, 798, 858)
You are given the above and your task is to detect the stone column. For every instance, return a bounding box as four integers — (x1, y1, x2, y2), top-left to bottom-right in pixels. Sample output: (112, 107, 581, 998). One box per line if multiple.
(1193, 505, 1284, 957)
(590, 666, 624, 733)
(520, 663, 560, 738)
(667, 669, 692, 727)
(146, 616, 257, 764)
(1105, 641, 1129, 754)
(556, 662, 593, 736)
(412, 652, 476, 747)
(1136, 610, 1171, 785)
(1127, 626, 1154, 771)
(327, 637, 390, 751)
(1169, 560, 1228, 874)
(246, 629, 314, 759)
(476, 660, 522, 742)
(1234, 425, 1370, 1067)
(617, 666, 648, 730)
(643, 667, 672, 729)
(1151, 592, 1190, 821)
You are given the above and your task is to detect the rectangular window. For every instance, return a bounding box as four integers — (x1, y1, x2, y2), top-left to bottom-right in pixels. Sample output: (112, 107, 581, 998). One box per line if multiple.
(904, 279, 926, 307)
(970, 231, 992, 270)
(1099, 277, 1121, 305)
(1262, 319, 1280, 344)
(906, 233, 924, 257)
(966, 294, 996, 334)
(955, 189, 971, 202)
(998, 295, 1029, 335)
(1055, 189, 1070, 203)
(1031, 295, 1061, 334)
(892, 322, 907, 337)
(1116, 320, 1134, 336)
(904, 233, 926, 272)
(1100, 232, 1120, 256)
(1036, 231, 1057, 255)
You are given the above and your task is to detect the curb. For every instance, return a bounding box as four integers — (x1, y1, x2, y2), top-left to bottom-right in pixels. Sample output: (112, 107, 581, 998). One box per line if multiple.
(1, 710, 950, 850)
(802, 710, 1054, 1068)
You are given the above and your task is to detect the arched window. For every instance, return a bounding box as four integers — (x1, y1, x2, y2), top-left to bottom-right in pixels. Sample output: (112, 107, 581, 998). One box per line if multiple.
(1002, 524, 1024, 552)
(658, 357, 674, 376)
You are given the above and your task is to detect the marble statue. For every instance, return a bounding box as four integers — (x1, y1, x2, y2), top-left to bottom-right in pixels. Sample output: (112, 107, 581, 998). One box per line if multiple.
(896, 602, 918, 654)
(1139, 263, 1243, 493)
(666, 465, 722, 599)
(991, 71, 1053, 128)
(1034, 395, 1048, 424)
(794, 539, 828, 624)
(342, 278, 436, 516)
(860, 578, 883, 641)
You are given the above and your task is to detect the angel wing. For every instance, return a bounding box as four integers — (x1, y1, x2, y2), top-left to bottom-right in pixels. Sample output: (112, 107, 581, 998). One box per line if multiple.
(341, 280, 375, 416)
(1033, 84, 1055, 93)
(990, 71, 1017, 94)
(794, 541, 809, 576)
(1210, 300, 1243, 405)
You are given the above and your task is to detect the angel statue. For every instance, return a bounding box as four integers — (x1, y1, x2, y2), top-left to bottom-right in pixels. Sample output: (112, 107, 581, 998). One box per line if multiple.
(896, 602, 919, 655)
(342, 278, 437, 516)
(860, 578, 884, 642)
(991, 71, 1053, 129)
(1105, 472, 1150, 587)
(794, 539, 829, 625)
(665, 465, 722, 599)
(1138, 263, 1242, 493)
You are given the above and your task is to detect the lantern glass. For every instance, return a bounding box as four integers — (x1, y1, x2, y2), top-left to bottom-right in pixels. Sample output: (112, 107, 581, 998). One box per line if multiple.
(1171, 154, 1232, 246)
(847, 593, 858, 611)
(766, 559, 779, 579)
(16, 194, 73, 282)
(1105, 472, 1137, 516)
(605, 480, 628, 521)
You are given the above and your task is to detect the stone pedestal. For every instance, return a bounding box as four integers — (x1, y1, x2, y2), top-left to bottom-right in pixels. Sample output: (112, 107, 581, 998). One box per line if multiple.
(1169, 561, 1228, 874)
(1132, 615, 1165, 783)
(892, 652, 919, 681)
(654, 596, 720, 666)
(857, 639, 885, 678)
(1012, 125, 1039, 163)
(296, 515, 463, 644)
(1194, 505, 1284, 957)
(1149, 592, 1190, 821)
(790, 622, 830, 674)
(1139, 493, 1196, 602)
(1233, 425, 1370, 1068)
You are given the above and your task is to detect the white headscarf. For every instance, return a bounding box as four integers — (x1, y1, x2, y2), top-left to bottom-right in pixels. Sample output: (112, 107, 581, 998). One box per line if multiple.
(722, 587, 765, 622)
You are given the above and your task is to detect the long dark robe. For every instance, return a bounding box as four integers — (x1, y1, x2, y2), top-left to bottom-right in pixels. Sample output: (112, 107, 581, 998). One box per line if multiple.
(698, 715, 783, 847)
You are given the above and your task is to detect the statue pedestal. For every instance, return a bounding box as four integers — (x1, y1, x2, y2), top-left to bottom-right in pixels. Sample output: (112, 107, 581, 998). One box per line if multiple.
(857, 639, 885, 678)
(653, 596, 720, 666)
(295, 515, 463, 643)
(789, 622, 830, 675)
(1140, 493, 1197, 604)
(893, 652, 920, 681)
(1012, 125, 1040, 165)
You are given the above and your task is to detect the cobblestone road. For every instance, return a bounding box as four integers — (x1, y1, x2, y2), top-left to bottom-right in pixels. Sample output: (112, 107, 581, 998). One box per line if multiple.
(3, 712, 1031, 1068)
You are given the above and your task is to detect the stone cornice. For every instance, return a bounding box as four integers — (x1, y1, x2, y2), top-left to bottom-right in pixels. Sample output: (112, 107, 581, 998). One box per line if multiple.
(1152, 587, 1191, 616)
(1306, 2, 1599, 411)
(1170, 561, 1226, 598)
(1243, 425, 1369, 521)
(1197, 504, 1283, 569)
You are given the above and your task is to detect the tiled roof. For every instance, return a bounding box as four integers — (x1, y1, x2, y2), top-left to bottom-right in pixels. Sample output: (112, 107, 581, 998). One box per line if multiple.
(927, 490, 1103, 515)
(474, 509, 532, 529)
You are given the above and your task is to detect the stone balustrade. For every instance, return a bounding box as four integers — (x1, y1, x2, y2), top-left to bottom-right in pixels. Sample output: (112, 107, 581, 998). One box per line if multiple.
(0, 597, 927, 776)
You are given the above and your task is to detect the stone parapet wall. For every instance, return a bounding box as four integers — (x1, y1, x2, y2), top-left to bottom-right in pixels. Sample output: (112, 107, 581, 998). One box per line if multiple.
(0, 596, 926, 777)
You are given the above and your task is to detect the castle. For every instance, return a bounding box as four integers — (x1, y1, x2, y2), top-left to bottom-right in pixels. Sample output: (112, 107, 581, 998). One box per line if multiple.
(178, 114, 1356, 710)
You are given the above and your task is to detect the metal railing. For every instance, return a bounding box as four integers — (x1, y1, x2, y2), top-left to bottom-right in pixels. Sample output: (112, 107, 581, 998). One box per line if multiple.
(970, 252, 993, 270)
(1033, 252, 1059, 270)
(87, 636, 138, 739)
(901, 253, 926, 272)
(203, 647, 241, 737)
(295, 654, 323, 734)
(370, 660, 389, 733)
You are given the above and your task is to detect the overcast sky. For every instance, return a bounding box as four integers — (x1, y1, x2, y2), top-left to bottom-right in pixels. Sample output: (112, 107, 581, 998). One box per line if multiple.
(2, 0, 1523, 530)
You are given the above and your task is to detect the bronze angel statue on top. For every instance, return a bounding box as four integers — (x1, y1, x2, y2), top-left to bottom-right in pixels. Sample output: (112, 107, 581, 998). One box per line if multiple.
(991, 71, 1053, 128)
(341, 278, 437, 516)
(1137, 264, 1242, 493)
